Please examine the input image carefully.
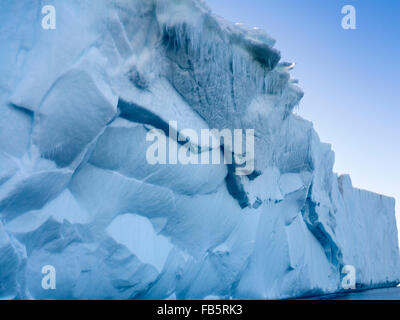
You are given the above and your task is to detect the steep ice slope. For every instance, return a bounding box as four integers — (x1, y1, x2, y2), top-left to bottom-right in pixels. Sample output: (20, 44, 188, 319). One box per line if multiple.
(0, 0, 399, 299)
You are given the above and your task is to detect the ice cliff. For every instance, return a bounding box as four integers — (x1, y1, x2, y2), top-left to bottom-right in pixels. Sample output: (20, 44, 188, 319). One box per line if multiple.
(0, 0, 399, 300)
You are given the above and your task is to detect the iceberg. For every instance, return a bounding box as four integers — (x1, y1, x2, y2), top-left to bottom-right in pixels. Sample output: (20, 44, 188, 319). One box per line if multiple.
(0, 0, 399, 299)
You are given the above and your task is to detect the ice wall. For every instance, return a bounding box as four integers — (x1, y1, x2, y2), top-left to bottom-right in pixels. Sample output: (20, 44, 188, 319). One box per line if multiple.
(0, 0, 399, 299)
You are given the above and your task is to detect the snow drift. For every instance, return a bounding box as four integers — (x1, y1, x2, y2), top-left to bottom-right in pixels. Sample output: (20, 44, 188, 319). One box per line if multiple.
(0, 0, 399, 299)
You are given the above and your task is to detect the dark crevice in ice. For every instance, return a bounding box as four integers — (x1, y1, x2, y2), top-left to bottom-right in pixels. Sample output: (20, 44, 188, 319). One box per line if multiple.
(225, 162, 250, 209)
(301, 184, 343, 269)
(118, 98, 250, 209)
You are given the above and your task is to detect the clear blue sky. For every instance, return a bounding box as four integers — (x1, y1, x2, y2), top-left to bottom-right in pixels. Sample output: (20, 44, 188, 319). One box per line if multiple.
(206, 0, 400, 226)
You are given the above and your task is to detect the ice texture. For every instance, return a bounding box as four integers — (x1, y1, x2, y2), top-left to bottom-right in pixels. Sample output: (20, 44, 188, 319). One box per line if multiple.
(0, 0, 399, 300)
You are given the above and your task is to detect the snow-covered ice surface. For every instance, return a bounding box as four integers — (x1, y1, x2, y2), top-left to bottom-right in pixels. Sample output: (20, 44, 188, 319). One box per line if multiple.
(0, 0, 399, 300)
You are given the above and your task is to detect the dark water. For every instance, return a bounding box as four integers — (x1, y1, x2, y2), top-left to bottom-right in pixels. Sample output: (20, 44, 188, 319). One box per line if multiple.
(313, 287, 400, 300)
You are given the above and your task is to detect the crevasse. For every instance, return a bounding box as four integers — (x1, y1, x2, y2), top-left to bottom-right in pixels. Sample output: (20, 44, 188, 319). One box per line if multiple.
(0, 0, 399, 300)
